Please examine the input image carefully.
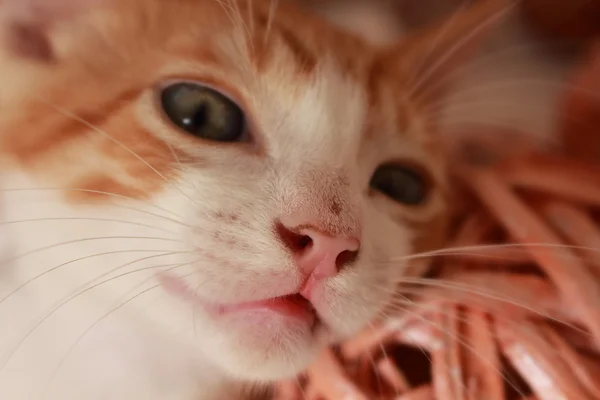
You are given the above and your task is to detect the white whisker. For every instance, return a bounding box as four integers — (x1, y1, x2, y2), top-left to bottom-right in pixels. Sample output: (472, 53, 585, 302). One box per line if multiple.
(30, 98, 207, 212)
(408, 0, 517, 101)
(0, 186, 188, 226)
(382, 242, 600, 263)
(264, 0, 279, 47)
(45, 266, 202, 390)
(0, 217, 177, 235)
(0, 249, 183, 308)
(2, 236, 185, 268)
(0, 259, 198, 374)
(368, 277, 585, 334)
(405, 0, 470, 91)
(441, 78, 600, 103)
(378, 297, 527, 398)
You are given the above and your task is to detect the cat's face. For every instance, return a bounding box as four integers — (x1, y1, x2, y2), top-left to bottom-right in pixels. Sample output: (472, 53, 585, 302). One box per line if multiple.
(0, 0, 500, 383)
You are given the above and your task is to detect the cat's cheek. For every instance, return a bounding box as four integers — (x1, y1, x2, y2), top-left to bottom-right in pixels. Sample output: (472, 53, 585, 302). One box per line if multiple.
(317, 270, 400, 338)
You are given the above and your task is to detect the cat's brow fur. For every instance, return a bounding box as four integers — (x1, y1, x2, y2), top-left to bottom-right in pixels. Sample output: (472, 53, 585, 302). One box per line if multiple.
(0, 0, 503, 398)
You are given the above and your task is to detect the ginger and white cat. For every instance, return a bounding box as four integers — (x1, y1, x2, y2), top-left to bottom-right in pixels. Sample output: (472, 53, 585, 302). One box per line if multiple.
(0, 0, 504, 398)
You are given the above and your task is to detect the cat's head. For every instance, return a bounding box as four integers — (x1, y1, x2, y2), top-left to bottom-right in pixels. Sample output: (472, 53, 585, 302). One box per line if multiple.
(0, 0, 505, 382)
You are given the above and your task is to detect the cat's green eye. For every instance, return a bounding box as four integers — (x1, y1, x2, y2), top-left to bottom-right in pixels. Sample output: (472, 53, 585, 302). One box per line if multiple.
(370, 164, 429, 206)
(161, 83, 245, 142)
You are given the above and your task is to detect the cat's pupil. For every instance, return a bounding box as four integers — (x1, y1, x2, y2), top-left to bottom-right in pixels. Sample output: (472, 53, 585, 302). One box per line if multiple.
(183, 104, 207, 130)
(160, 83, 245, 142)
(370, 164, 428, 205)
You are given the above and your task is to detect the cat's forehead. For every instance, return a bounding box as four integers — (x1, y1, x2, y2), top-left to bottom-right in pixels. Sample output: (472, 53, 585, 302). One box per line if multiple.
(127, 0, 375, 91)
(105, 0, 374, 71)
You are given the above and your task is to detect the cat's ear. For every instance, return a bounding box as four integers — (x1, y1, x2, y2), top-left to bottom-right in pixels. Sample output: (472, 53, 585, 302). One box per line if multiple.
(1, 0, 106, 62)
(379, 0, 511, 104)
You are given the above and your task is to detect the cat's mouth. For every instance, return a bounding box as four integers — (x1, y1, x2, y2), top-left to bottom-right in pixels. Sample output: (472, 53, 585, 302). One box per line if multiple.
(207, 293, 319, 326)
(157, 272, 320, 328)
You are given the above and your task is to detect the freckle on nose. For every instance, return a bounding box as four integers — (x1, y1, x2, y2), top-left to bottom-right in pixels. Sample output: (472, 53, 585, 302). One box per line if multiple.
(330, 199, 342, 216)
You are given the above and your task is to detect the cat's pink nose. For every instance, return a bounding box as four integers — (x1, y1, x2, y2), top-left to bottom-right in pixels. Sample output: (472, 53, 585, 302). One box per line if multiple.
(276, 222, 360, 286)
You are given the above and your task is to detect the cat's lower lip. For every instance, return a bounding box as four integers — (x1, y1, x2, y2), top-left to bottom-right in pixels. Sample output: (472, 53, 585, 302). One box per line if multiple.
(208, 294, 317, 323)
(157, 272, 318, 324)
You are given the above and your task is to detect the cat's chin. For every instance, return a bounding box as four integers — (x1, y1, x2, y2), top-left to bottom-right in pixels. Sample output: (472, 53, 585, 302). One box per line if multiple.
(199, 297, 332, 380)
(158, 272, 330, 380)
(208, 314, 327, 381)
(186, 307, 327, 381)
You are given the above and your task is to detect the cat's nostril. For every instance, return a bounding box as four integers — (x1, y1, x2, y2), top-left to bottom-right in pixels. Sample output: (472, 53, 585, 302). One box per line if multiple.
(275, 221, 313, 252)
(336, 249, 359, 270)
(298, 235, 312, 249)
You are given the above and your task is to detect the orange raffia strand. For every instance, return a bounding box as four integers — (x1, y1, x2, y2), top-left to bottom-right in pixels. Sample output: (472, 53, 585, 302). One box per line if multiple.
(417, 271, 574, 324)
(538, 323, 600, 398)
(541, 200, 600, 279)
(395, 385, 435, 400)
(431, 306, 464, 400)
(376, 357, 411, 394)
(275, 153, 600, 400)
(461, 165, 600, 347)
(307, 348, 369, 400)
(341, 322, 399, 361)
(499, 154, 600, 206)
(441, 212, 534, 266)
(463, 308, 504, 400)
(496, 319, 591, 400)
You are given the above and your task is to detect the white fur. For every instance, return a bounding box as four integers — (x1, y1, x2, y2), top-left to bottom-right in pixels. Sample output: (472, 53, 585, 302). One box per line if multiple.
(0, 172, 214, 399)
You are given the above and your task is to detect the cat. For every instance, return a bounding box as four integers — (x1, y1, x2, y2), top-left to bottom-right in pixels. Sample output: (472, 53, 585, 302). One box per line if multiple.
(0, 0, 505, 398)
